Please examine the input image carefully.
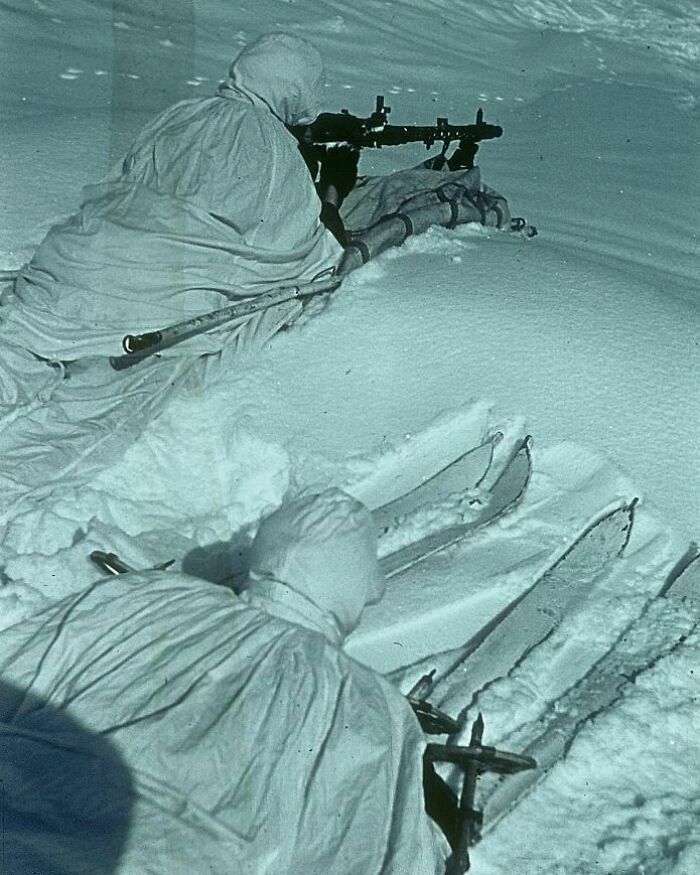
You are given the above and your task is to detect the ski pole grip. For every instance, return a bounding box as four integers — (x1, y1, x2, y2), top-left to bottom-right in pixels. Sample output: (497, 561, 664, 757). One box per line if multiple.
(123, 330, 163, 354)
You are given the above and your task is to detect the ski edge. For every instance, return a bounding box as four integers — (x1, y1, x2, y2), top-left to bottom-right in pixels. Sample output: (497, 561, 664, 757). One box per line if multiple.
(478, 541, 700, 836)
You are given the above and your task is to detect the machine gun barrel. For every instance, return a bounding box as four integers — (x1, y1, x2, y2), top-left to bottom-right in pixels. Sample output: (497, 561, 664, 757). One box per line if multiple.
(363, 120, 502, 149)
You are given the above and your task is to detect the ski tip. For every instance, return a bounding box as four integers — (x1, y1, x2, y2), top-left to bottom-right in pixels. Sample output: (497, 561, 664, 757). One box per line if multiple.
(492, 434, 532, 487)
(522, 435, 533, 470)
(658, 542, 700, 601)
(514, 435, 533, 484)
(546, 499, 638, 574)
(620, 498, 639, 555)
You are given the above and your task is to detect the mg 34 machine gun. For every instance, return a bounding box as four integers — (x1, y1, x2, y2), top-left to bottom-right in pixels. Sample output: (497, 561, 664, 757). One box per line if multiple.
(289, 95, 503, 170)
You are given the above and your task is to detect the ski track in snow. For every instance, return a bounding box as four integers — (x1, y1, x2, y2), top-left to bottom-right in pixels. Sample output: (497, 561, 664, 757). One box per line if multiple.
(1, 1, 699, 873)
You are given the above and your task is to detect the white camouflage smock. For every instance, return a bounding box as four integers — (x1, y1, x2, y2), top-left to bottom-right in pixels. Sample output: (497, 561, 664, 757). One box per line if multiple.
(2, 33, 341, 361)
(0, 489, 447, 874)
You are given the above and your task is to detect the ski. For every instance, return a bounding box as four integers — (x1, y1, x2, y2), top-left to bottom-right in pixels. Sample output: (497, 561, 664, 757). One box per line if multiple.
(477, 545, 700, 834)
(378, 436, 532, 580)
(372, 432, 500, 541)
(89, 430, 529, 582)
(389, 500, 636, 714)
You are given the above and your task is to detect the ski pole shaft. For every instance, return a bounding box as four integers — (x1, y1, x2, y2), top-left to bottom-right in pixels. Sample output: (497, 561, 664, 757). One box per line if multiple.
(447, 714, 485, 875)
(115, 275, 342, 364)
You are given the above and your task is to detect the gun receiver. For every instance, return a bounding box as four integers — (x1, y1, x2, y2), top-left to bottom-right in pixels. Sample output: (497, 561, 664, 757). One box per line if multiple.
(289, 96, 503, 151)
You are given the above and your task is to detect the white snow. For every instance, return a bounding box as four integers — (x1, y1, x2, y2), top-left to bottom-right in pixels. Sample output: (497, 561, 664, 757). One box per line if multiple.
(1, 0, 699, 872)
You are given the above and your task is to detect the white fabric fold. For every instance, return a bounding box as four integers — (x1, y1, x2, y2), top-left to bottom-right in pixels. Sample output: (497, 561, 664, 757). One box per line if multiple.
(0, 550, 446, 873)
(2, 33, 341, 361)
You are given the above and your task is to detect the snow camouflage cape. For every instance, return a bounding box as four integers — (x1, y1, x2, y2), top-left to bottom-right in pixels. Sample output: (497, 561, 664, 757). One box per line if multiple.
(0, 490, 447, 875)
(0, 33, 513, 520)
(0, 34, 341, 518)
(1, 33, 341, 362)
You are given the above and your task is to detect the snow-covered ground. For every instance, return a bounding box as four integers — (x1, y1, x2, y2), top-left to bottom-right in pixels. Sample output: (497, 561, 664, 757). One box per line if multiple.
(1, 1, 699, 872)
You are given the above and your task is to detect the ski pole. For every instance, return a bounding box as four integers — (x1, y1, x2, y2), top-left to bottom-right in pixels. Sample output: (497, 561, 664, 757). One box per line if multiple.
(447, 713, 485, 874)
(111, 275, 342, 369)
(427, 716, 537, 874)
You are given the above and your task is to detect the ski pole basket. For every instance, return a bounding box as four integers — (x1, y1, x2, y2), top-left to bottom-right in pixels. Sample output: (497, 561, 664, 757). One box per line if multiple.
(426, 714, 537, 874)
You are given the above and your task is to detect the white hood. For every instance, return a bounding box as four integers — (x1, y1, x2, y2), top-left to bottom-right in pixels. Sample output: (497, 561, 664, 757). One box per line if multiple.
(7, 31, 340, 364)
(245, 488, 385, 639)
(218, 32, 325, 125)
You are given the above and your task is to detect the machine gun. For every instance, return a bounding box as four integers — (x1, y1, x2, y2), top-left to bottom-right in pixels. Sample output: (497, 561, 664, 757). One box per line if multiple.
(289, 96, 503, 168)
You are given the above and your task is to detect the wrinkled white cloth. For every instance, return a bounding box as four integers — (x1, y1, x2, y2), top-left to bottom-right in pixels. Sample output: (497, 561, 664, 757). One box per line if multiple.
(0, 34, 342, 521)
(342, 166, 509, 232)
(0, 490, 446, 874)
(0, 31, 515, 523)
(0, 351, 199, 520)
(1, 33, 341, 361)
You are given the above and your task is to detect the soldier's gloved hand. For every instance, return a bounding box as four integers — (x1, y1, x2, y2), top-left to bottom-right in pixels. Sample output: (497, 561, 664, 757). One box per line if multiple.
(318, 144, 360, 205)
(447, 139, 478, 171)
(298, 142, 324, 182)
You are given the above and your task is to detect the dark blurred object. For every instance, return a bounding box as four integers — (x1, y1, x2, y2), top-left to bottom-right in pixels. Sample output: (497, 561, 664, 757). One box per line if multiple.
(318, 144, 360, 203)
